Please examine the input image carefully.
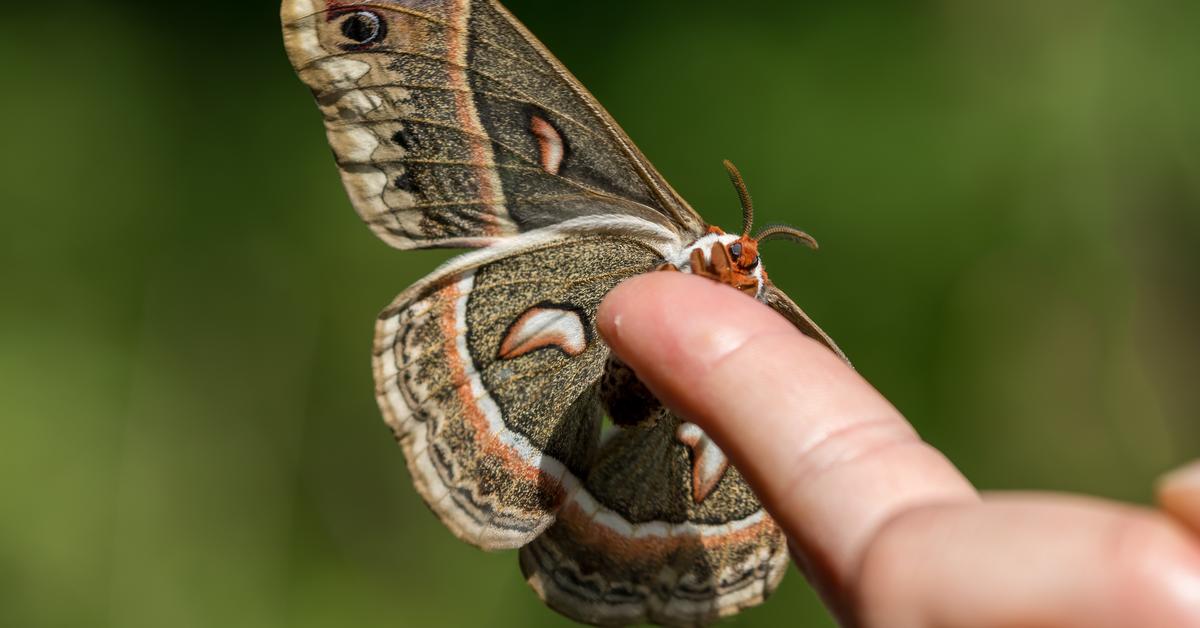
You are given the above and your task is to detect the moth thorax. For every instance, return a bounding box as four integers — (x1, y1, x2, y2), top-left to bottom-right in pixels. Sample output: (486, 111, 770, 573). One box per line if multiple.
(665, 230, 766, 299)
(669, 232, 736, 270)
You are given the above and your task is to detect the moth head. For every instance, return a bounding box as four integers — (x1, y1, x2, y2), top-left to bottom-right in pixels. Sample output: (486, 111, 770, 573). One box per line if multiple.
(666, 161, 818, 299)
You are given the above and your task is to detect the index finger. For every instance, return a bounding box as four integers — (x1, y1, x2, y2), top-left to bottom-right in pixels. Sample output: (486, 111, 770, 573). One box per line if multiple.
(597, 273, 977, 594)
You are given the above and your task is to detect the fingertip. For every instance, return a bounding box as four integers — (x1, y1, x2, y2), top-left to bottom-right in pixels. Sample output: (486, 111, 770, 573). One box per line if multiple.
(597, 272, 777, 378)
(1158, 460, 1200, 535)
(595, 273, 662, 355)
(596, 274, 664, 372)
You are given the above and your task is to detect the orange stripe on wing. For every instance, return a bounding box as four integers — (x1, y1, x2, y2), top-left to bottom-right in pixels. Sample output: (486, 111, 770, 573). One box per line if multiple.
(437, 278, 565, 500)
(553, 498, 780, 559)
(445, 0, 509, 236)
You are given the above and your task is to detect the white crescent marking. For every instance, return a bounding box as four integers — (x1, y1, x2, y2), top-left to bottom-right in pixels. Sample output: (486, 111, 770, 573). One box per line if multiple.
(499, 306, 588, 359)
(531, 115, 564, 175)
(676, 422, 730, 503)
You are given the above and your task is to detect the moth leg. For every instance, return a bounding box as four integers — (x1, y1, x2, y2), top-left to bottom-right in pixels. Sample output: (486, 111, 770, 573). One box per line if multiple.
(709, 241, 734, 283)
(689, 248, 718, 281)
(655, 262, 680, 272)
(689, 248, 706, 273)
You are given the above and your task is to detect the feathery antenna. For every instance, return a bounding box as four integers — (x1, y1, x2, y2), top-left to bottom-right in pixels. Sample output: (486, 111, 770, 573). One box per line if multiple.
(753, 224, 819, 250)
(722, 160, 755, 237)
(723, 161, 820, 250)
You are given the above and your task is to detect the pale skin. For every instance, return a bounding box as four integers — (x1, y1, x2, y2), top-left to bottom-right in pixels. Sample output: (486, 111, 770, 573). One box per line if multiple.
(598, 272, 1200, 628)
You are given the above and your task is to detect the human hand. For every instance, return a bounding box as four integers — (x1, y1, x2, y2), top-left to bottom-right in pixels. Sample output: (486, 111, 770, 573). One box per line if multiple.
(598, 272, 1200, 628)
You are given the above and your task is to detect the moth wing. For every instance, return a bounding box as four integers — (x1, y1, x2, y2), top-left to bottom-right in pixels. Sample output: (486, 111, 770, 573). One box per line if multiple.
(281, 0, 705, 250)
(374, 226, 669, 549)
(520, 412, 789, 626)
(763, 281, 851, 365)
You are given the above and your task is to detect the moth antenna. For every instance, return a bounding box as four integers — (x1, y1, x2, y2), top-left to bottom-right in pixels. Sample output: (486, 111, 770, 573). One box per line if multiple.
(723, 160, 754, 237)
(753, 224, 820, 250)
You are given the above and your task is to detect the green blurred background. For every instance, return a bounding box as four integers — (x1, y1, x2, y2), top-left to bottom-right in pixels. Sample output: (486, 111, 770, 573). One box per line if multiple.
(2, 0, 1197, 626)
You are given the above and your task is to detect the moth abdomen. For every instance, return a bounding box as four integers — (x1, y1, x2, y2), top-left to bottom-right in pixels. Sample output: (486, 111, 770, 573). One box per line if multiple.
(599, 356, 662, 428)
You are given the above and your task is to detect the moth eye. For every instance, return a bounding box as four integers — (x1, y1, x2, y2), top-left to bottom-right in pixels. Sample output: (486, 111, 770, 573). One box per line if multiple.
(729, 243, 743, 259)
(341, 11, 385, 45)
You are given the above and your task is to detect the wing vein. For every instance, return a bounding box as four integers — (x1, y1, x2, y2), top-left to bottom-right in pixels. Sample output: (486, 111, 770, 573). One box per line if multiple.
(333, 115, 668, 221)
(320, 79, 609, 144)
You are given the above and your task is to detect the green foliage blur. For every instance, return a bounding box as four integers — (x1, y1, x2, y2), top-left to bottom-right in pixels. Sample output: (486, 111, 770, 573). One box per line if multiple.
(2, 1, 1197, 626)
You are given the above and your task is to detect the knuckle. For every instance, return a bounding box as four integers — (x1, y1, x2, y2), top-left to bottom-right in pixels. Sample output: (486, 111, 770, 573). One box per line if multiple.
(1099, 512, 1200, 624)
(1107, 513, 1199, 586)
(852, 505, 941, 628)
(781, 417, 921, 491)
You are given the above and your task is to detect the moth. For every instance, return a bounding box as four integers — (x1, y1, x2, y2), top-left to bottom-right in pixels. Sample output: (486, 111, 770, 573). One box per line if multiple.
(281, 1, 847, 624)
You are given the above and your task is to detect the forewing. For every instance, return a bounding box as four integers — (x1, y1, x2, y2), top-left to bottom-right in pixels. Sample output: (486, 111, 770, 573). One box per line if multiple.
(763, 281, 850, 365)
(520, 412, 789, 626)
(374, 231, 665, 548)
(281, 0, 704, 249)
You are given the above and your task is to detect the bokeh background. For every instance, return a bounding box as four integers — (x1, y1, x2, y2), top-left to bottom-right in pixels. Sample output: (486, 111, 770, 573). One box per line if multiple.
(2, 0, 1197, 626)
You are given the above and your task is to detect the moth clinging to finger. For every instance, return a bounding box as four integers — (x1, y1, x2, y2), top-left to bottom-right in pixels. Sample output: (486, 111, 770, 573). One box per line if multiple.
(281, 0, 847, 624)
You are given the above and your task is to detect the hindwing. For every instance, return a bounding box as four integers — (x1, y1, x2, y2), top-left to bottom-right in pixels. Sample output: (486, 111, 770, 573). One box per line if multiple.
(521, 410, 789, 626)
(282, 0, 705, 249)
(373, 229, 669, 547)
(375, 227, 788, 624)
